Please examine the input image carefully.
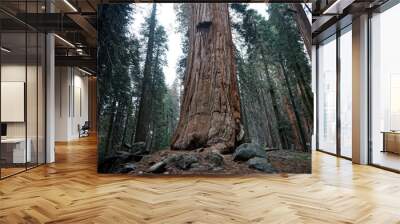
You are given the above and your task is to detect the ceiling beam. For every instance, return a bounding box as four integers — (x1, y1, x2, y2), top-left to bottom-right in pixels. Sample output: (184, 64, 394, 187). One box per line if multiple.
(322, 0, 356, 14)
(55, 55, 96, 70)
(67, 13, 97, 47)
(12, 13, 81, 32)
(51, 0, 97, 47)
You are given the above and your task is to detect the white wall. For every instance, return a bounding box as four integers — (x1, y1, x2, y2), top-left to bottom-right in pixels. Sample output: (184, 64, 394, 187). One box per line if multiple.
(72, 72, 89, 138)
(1, 63, 46, 164)
(55, 67, 89, 141)
(55, 66, 70, 141)
(1, 65, 41, 137)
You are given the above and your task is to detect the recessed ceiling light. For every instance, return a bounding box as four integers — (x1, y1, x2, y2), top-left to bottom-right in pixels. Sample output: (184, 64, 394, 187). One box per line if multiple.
(78, 67, 92, 76)
(322, 0, 354, 15)
(54, 34, 75, 48)
(1, 47, 11, 53)
(63, 0, 78, 12)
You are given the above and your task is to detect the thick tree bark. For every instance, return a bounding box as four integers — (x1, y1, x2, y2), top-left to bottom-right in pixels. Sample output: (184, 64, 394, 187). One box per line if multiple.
(282, 96, 301, 149)
(105, 100, 117, 154)
(295, 63, 313, 119)
(259, 50, 287, 149)
(254, 72, 276, 148)
(289, 3, 311, 57)
(111, 102, 127, 150)
(236, 54, 251, 144)
(239, 93, 251, 143)
(171, 3, 241, 153)
(129, 102, 140, 145)
(121, 101, 132, 146)
(146, 47, 159, 151)
(279, 60, 308, 151)
(134, 4, 157, 143)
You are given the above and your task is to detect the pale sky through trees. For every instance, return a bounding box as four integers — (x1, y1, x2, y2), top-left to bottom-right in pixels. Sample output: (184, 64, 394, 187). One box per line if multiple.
(130, 3, 270, 86)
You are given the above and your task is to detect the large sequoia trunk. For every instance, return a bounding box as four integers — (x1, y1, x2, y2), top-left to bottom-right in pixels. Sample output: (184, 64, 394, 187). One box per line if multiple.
(289, 3, 311, 57)
(171, 3, 241, 152)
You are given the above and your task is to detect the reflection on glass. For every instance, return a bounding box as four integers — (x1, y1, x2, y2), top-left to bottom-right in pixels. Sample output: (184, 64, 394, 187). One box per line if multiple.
(318, 35, 337, 154)
(390, 76, 400, 130)
(1, 32, 27, 177)
(27, 31, 38, 169)
(38, 32, 46, 165)
(0, 1, 46, 179)
(371, 3, 400, 171)
(340, 27, 352, 158)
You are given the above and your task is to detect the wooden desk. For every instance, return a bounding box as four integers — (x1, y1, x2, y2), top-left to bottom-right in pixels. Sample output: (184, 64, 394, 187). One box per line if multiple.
(382, 132, 400, 154)
(1, 138, 31, 163)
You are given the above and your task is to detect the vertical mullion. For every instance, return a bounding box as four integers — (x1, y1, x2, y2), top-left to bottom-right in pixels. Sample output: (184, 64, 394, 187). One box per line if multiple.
(367, 11, 373, 165)
(25, 0, 28, 171)
(69, 69, 71, 117)
(44, 0, 47, 164)
(60, 69, 62, 117)
(73, 68, 75, 118)
(336, 30, 341, 157)
(316, 45, 320, 150)
(36, 0, 39, 167)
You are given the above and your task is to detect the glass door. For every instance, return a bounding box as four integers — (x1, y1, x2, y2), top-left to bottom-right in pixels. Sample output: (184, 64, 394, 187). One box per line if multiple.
(0, 1, 47, 179)
(317, 35, 337, 154)
(370, 3, 400, 171)
(1, 31, 28, 178)
(339, 26, 352, 158)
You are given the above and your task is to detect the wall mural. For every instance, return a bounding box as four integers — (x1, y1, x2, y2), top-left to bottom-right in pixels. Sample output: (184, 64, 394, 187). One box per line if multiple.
(97, 3, 312, 175)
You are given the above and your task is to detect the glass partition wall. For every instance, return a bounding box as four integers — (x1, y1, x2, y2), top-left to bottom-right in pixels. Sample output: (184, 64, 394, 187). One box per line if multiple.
(339, 26, 352, 159)
(317, 35, 337, 155)
(316, 0, 400, 172)
(316, 25, 352, 159)
(370, 3, 400, 171)
(0, 2, 46, 179)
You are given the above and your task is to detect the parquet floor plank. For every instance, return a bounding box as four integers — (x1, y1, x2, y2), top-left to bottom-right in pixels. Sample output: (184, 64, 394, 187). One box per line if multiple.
(0, 135, 399, 223)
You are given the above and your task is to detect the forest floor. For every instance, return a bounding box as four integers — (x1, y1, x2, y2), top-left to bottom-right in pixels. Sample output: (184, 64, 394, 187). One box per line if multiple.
(266, 150, 311, 173)
(129, 148, 311, 176)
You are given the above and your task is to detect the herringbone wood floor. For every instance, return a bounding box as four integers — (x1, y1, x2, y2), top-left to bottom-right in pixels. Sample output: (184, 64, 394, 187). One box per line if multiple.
(1, 135, 400, 224)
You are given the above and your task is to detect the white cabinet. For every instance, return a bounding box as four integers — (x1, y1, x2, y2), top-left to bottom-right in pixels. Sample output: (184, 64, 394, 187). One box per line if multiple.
(1, 138, 32, 163)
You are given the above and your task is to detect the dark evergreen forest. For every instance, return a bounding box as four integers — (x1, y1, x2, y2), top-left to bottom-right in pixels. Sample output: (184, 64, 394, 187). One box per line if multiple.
(98, 3, 312, 174)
